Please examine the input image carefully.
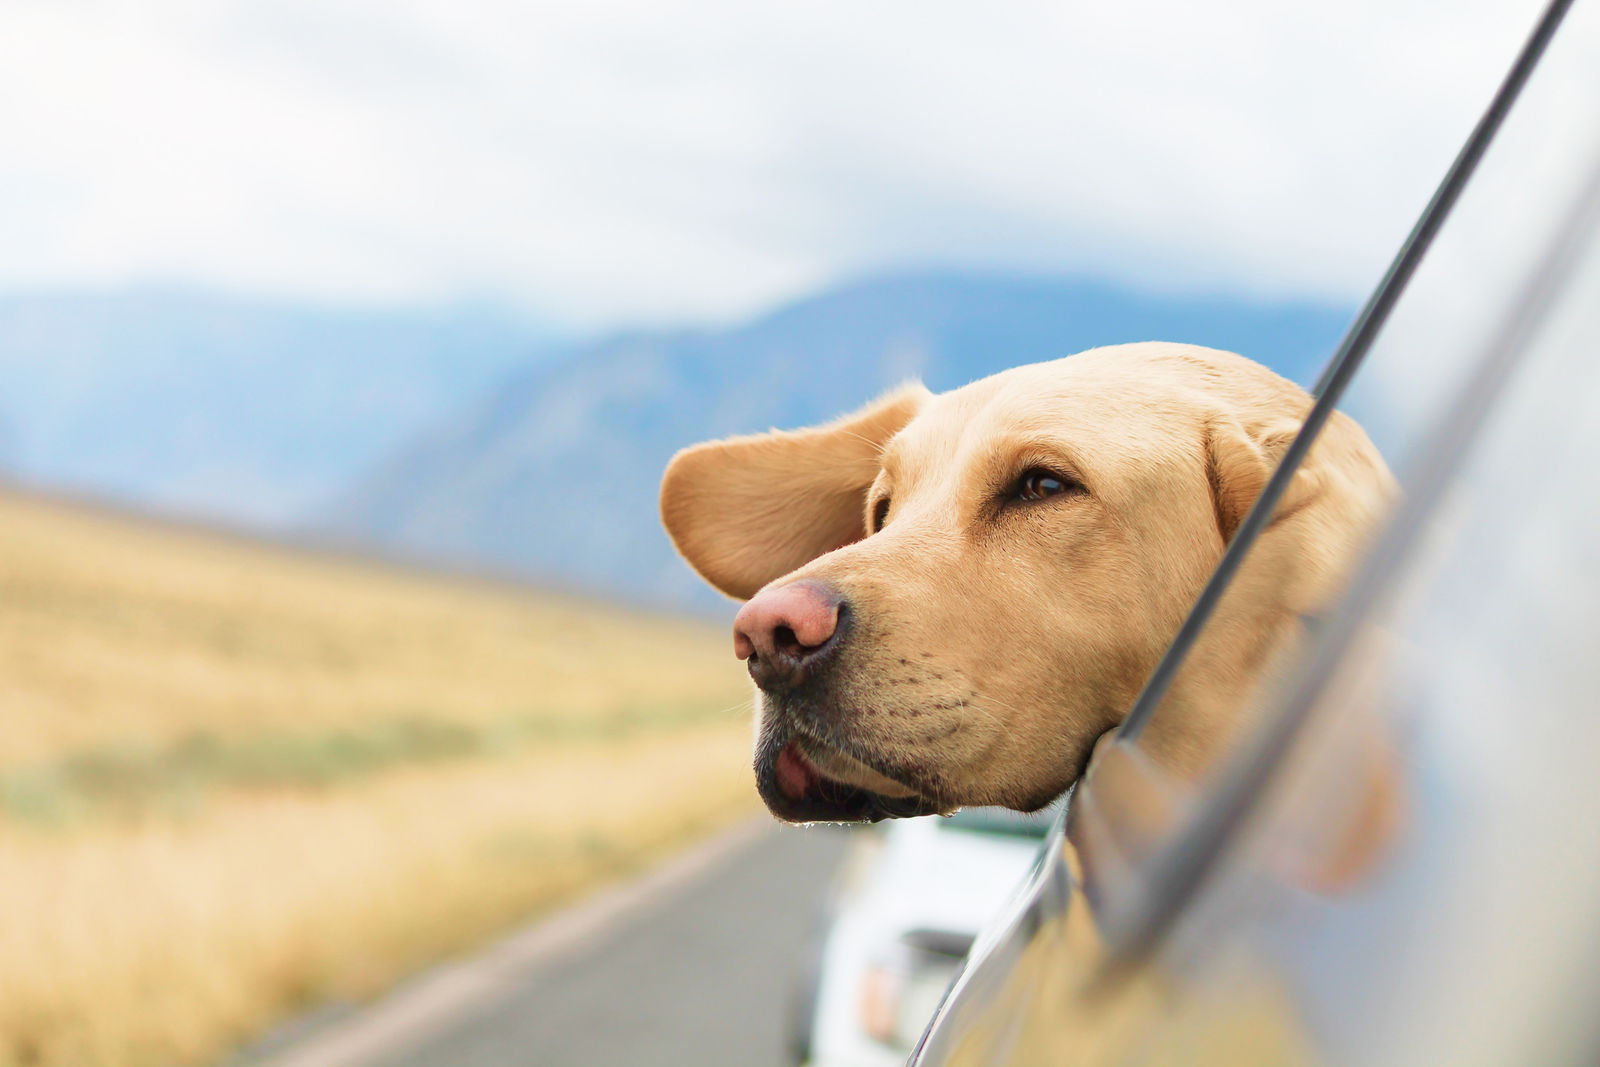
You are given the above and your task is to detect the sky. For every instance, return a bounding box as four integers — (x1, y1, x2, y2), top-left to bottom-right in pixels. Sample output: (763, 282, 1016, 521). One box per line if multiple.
(0, 0, 1559, 329)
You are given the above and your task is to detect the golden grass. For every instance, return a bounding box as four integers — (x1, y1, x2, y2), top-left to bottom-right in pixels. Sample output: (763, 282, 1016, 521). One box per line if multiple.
(0, 491, 756, 1067)
(0, 492, 745, 765)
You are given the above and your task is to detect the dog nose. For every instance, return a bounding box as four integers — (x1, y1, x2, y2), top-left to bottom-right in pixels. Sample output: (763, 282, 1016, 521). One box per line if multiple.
(733, 580, 845, 691)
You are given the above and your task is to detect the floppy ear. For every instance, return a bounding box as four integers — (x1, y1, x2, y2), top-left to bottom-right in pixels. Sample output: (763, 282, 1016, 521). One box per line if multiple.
(660, 384, 930, 600)
(1205, 415, 1310, 545)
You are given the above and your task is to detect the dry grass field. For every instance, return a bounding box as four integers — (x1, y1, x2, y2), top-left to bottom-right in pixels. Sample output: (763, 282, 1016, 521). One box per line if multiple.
(0, 490, 756, 1067)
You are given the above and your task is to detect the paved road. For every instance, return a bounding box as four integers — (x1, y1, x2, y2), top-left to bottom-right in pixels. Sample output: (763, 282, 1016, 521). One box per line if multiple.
(366, 822, 854, 1067)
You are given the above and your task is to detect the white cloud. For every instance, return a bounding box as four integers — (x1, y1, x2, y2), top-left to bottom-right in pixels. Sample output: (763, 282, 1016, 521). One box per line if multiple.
(0, 0, 1564, 327)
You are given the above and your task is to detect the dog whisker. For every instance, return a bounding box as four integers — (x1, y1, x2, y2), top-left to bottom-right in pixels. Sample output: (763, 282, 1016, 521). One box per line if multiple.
(711, 696, 757, 718)
(958, 695, 1015, 731)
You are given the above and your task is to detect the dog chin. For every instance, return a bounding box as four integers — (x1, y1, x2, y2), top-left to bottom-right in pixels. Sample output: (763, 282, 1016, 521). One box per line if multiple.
(754, 731, 946, 824)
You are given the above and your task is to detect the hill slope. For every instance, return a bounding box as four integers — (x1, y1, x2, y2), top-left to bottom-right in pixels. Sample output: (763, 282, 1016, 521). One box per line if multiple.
(319, 271, 1353, 609)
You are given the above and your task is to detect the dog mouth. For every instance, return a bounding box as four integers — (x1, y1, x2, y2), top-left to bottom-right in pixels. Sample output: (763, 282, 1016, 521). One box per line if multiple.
(758, 734, 946, 823)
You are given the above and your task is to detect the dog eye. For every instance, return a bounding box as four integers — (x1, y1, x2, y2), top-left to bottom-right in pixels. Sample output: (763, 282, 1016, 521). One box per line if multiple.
(871, 497, 891, 532)
(1015, 469, 1079, 502)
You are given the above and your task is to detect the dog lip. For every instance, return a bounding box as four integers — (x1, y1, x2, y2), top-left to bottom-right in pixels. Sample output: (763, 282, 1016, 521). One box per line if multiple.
(794, 735, 919, 798)
(774, 740, 821, 801)
(760, 736, 943, 824)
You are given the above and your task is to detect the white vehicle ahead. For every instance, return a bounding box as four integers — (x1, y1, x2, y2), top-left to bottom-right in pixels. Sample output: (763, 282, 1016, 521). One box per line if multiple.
(793, 807, 1055, 1067)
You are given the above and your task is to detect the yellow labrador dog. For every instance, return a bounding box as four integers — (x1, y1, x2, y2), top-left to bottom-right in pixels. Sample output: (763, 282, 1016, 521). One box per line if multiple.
(660, 343, 1394, 823)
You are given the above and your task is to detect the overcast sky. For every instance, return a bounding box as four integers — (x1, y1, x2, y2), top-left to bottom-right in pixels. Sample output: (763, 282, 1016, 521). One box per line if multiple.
(0, 0, 1557, 328)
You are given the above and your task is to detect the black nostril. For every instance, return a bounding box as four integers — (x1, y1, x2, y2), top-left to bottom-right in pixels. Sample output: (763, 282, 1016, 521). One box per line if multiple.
(772, 625, 802, 656)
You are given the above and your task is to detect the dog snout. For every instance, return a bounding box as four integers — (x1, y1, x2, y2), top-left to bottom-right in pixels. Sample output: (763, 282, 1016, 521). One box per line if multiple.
(733, 580, 845, 692)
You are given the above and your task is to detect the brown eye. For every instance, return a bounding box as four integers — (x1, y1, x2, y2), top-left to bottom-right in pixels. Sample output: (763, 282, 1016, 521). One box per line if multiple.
(1015, 469, 1078, 502)
(871, 496, 891, 532)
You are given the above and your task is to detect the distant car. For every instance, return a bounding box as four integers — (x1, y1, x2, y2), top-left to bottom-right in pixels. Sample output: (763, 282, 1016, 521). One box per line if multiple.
(793, 807, 1056, 1067)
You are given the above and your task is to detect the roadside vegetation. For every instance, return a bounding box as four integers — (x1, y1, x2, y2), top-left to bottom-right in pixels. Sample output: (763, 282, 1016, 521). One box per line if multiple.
(0, 491, 754, 1067)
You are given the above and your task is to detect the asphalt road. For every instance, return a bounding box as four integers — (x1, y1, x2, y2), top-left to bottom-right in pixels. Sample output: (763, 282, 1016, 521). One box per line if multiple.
(371, 821, 855, 1067)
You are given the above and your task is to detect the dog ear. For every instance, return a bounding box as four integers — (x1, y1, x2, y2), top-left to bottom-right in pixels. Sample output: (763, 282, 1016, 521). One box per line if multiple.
(1204, 415, 1310, 545)
(660, 384, 931, 600)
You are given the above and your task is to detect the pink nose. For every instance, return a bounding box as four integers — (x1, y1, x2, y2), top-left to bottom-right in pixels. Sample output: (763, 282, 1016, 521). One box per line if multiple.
(733, 580, 843, 667)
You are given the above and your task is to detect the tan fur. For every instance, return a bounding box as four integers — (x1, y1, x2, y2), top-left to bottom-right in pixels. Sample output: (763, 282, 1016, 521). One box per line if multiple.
(659, 343, 1395, 813)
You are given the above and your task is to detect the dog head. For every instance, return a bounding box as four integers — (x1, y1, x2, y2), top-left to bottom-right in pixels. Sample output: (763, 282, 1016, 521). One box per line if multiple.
(660, 343, 1393, 822)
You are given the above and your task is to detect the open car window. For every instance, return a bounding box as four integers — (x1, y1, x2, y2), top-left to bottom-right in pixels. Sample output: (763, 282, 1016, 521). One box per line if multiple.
(1068, 0, 1598, 914)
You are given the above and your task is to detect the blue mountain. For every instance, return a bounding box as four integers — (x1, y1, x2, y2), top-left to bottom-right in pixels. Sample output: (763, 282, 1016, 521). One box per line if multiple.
(0, 289, 552, 525)
(318, 271, 1355, 610)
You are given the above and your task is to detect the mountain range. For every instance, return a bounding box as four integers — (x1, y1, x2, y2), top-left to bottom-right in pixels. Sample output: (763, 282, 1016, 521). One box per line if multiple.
(0, 289, 552, 525)
(315, 272, 1355, 610)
